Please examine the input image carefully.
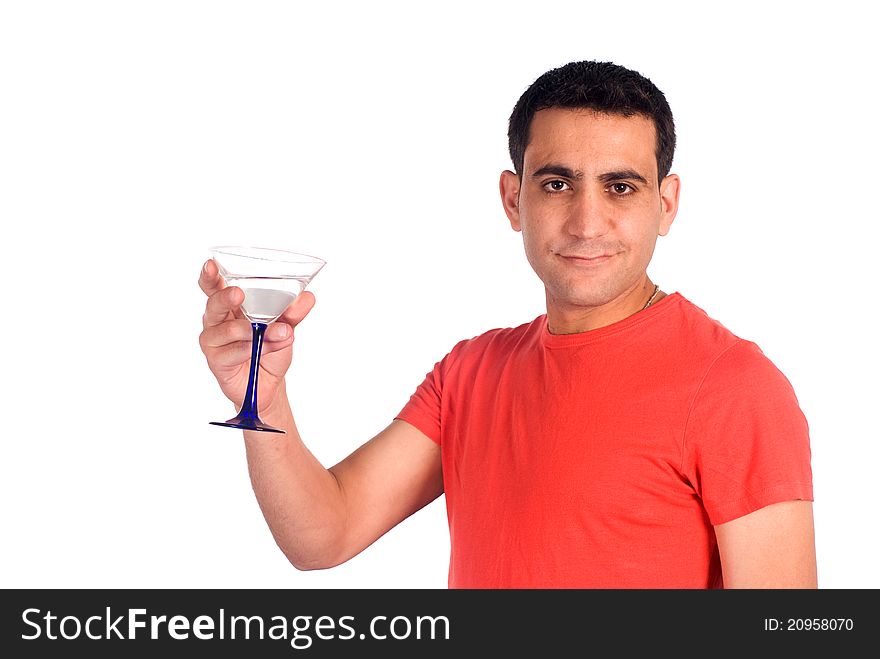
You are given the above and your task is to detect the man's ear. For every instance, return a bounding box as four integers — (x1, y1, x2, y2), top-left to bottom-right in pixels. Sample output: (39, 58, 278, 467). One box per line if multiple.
(658, 173, 680, 236)
(500, 170, 522, 232)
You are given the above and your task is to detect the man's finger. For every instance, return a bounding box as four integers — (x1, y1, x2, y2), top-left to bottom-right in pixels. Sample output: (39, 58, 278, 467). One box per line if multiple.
(200, 315, 254, 349)
(203, 286, 244, 329)
(277, 291, 316, 326)
(198, 259, 225, 297)
(202, 340, 254, 369)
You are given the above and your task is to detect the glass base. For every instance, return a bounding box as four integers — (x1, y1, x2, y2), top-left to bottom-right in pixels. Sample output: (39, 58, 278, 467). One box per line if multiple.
(210, 416, 285, 434)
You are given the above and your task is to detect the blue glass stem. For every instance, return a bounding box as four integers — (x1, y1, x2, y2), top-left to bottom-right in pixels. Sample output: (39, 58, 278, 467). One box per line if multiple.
(238, 322, 268, 422)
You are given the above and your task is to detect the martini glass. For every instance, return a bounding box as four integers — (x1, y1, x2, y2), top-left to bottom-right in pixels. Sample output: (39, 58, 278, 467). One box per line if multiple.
(208, 246, 326, 433)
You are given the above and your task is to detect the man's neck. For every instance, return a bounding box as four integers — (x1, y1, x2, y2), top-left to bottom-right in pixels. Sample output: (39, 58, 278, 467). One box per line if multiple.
(546, 280, 664, 334)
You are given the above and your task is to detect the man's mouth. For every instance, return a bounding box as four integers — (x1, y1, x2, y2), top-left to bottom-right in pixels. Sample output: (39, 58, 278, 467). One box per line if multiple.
(558, 253, 614, 265)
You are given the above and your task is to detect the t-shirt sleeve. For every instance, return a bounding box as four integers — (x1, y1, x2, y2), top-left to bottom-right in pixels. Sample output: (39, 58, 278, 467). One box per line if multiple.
(681, 339, 813, 525)
(395, 355, 447, 445)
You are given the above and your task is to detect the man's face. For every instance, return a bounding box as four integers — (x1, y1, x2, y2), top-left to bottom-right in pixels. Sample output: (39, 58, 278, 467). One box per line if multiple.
(500, 108, 679, 321)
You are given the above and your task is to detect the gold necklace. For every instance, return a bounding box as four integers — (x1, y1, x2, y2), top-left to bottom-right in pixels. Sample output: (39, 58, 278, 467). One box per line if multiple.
(641, 284, 660, 311)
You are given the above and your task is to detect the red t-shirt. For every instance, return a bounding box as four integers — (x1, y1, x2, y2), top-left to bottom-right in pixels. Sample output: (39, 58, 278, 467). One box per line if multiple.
(396, 293, 813, 588)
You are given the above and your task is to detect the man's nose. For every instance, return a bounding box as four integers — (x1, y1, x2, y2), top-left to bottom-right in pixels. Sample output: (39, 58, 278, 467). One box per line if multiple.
(564, 190, 612, 238)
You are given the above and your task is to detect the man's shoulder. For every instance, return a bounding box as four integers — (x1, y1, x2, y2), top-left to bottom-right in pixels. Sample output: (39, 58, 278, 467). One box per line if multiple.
(667, 293, 745, 348)
(668, 293, 782, 376)
(445, 315, 544, 360)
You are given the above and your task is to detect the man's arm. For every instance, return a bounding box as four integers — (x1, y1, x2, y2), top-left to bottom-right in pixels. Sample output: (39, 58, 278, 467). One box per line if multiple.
(245, 414, 443, 571)
(714, 500, 817, 588)
(198, 259, 443, 571)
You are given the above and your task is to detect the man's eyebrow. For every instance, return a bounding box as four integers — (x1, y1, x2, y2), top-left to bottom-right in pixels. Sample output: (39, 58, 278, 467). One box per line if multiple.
(530, 165, 650, 185)
(598, 169, 649, 185)
(530, 164, 583, 179)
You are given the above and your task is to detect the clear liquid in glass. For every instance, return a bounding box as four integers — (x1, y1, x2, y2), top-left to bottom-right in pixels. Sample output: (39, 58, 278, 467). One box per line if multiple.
(225, 275, 307, 323)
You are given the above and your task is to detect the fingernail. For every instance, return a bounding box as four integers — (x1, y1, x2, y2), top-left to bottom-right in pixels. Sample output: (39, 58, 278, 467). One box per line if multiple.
(274, 324, 289, 338)
(203, 260, 210, 273)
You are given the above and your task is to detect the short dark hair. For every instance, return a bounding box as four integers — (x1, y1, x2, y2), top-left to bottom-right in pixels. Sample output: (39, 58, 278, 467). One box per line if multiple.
(507, 60, 676, 182)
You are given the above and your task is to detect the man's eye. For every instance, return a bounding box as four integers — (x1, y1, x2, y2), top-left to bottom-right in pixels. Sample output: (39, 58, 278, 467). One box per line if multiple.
(609, 183, 633, 195)
(543, 180, 570, 192)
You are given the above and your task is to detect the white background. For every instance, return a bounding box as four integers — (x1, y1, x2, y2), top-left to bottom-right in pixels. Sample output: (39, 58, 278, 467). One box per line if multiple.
(1, 1, 877, 589)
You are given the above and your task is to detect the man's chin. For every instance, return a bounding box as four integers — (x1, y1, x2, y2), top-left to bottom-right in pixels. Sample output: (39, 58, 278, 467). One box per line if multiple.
(545, 286, 618, 311)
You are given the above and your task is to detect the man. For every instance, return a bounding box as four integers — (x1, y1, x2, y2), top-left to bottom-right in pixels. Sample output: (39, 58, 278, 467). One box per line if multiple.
(198, 60, 816, 588)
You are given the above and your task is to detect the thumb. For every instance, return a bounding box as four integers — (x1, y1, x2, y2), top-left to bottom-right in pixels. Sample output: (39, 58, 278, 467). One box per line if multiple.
(277, 290, 316, 327)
